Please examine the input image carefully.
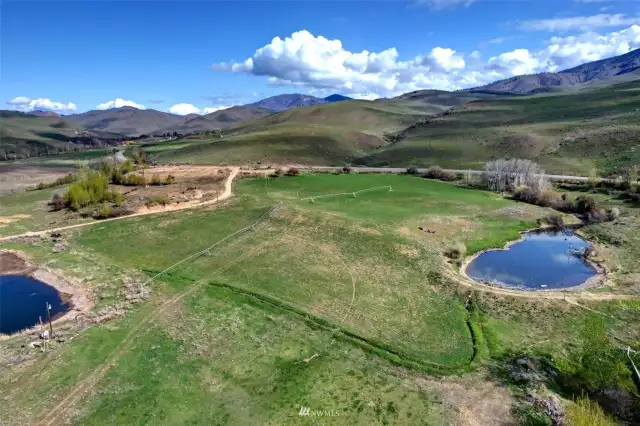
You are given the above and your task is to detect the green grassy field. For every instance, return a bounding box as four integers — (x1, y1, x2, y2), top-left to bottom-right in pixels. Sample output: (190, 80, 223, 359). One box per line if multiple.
(2, 173, 640, 425)
(0, 186, 93, 236)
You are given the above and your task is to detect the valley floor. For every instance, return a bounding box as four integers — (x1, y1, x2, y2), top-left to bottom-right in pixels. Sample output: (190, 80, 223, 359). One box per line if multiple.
(1, 171, 639, 425)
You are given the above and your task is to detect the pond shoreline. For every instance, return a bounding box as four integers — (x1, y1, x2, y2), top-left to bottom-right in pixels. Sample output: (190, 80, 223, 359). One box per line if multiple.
(0, 250, 94, 336)
(459, 224, 606, 292)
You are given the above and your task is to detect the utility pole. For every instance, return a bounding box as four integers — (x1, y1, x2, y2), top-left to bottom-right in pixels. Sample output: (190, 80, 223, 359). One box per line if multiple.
(46, 302, 53, 337)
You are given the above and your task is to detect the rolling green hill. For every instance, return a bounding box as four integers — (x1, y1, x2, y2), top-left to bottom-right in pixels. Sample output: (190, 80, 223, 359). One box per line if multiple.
(0, 111, 124, 161)
(142, 84, 640, 173)
(146, 100, 432, 165)
(357, 79, 640, 174)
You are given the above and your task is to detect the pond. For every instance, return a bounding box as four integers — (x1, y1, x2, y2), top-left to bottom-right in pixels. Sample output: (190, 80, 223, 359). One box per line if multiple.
(0, 275, 70, 334)
(464, 229, 598, 290)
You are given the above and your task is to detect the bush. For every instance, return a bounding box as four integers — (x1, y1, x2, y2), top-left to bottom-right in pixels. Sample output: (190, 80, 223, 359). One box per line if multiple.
(444, 243, 467, 260)
(165, 174, 175, 185)
(585, 208, 610, 224)
(342, 166, 352, 174)
(406, 167, 419, 175)
(574, 195, 598, 214)
(49, 193, 65, 211)
(151, 174, 162, 185)
(145, 195, 170, 206)
(514, 403, 553, 426)
(93, 202, 112, 219)
(545, 214, 564, 228)
(112, 190, 125, 206)
(424, 165, 456, 182)
(123, 174, 146, 186)
(537, 189, 560, 208)
(270, 168, 284, 178)
(567, 396, 617, 426)
(285, 167, 300, 176)
(607, 207, 621, 221)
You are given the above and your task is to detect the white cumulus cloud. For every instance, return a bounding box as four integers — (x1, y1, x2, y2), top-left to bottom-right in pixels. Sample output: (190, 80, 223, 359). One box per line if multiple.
(202, 105, 232, 114)
(520, 14, 640, 32)
(167, 104, 234, 115)
(168, 103, 202, 115)
(7, 96, 77, 113)
(212, 26, 640, 96)
(96, 98, 146, 110)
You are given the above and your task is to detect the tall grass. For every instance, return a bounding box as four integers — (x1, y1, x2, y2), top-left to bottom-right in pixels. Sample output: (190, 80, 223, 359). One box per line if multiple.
(567, 396, 617, 426)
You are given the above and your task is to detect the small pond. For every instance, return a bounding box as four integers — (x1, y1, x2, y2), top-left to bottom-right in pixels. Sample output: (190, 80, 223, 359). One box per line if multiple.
(465, 229, 597, 290)
(0, 275, 70, 334)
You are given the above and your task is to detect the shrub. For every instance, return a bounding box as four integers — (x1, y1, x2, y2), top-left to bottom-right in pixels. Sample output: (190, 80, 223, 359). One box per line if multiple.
(145, 195, 170, 206)
(424, 165, 457, 182)
(537, 189, 560, 208)
(64, 172, 109, 211)
(124, 174, 146, 186)
(93, 202, 112, 219)
(444, 243, 467, 260)
(285, 167, 300, 176)
(119, 160, 134, 174)
(545, 214, 564, 228)
(112, 190, 125, 206)
(585, 209, 610, 224)
(406, 167, 419, 175)
(567, 396, 617, 426)
(165, 174, 175, 185)
(342, 166, 352, 174)
(574, 195, 597, 214)
(49, 193, 65, 211)
(513, 186, 538, 204)
(270, 168, 284, 178)
(151, 174, 162, 185)
(514, 403, 553, 426)
(607, 207, 621, 221)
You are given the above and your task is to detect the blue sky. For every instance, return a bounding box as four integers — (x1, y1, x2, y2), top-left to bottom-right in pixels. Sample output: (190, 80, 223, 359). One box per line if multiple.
(3, 0, 640, 114)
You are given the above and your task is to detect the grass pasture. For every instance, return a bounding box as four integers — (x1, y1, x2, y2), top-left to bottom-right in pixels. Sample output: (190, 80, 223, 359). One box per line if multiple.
(360, 81, 640, 174)
(2, 172, 640, 425)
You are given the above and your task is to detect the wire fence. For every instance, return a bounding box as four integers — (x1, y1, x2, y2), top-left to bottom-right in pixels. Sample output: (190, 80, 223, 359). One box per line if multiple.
(300, 186, 392, 203)
(138, 202, 282, 295)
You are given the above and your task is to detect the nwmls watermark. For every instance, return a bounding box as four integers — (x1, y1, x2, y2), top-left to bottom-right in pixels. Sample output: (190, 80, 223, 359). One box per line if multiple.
(298, 406, 340, 417)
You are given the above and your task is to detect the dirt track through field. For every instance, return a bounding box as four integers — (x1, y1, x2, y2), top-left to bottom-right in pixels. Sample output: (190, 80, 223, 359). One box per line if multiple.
(0, 167, 240, 243)
(36, 201, 286, 426)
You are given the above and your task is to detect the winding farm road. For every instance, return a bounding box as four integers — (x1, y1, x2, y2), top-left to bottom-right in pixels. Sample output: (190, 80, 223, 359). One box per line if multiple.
(0, 167, 240, 243)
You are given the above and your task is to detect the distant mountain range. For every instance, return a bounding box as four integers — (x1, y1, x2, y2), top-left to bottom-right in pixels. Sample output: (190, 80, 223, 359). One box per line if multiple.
(472, 48, 640, 94)
(248, 93, 351, 112)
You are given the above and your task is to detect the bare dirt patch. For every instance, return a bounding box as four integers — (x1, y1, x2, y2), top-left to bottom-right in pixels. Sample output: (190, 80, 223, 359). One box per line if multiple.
(120, 166, 230, 213)
(408, 374, 515, 426)
(0, 166, 74, 194)
(0, 214, 31, 228)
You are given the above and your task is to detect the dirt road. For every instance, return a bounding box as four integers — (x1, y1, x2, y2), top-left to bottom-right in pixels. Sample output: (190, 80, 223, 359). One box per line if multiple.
(0, 167, 239, 243)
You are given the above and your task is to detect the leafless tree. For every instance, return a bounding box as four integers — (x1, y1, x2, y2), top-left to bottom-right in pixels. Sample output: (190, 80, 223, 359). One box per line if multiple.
(484, 158, 549, 193)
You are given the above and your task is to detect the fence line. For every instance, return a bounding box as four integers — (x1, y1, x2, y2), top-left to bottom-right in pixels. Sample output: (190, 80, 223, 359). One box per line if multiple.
(300, 186, 392, 203)
(139, 202, 282, 295)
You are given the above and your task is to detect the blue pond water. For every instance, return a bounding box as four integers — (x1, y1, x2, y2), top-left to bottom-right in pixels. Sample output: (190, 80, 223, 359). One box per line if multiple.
(465, 229, 597, 290)
(0, 275, 69, 334)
